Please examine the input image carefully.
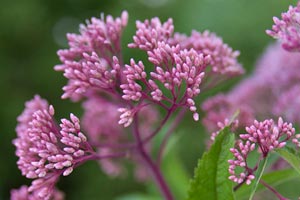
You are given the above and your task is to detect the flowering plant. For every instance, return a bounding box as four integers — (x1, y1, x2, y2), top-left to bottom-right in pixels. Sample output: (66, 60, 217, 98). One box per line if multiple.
(10, 2, 300, 200)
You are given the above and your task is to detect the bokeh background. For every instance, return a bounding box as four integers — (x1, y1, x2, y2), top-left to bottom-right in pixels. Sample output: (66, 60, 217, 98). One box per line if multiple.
(0, 0, 298, 199)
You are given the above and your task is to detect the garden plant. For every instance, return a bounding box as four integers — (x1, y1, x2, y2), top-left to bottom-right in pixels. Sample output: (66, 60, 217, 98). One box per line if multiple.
(10, 2, 300, 200)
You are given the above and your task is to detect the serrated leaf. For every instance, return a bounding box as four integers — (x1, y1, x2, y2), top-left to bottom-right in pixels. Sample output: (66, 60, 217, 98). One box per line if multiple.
(236, 168, 299, 199)
(186, 127, 235, 200)
(276, 148, 300, 175)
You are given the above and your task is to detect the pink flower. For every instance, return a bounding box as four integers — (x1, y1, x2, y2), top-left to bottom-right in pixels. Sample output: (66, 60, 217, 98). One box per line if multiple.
(55, 11, 128, 101)
(82, 96, 123, 142)
(273, 85, 300, 125)
(202, 93, 254, 134)
(202, 42, 300, 142)
(121, 45, 210, 121)
(254, 42, 300, 93)
(210, 118, 239, 142)
(126, 17, 243, 122)
(228, 117, 297, 185)
(267, 3, 300, 51)
(173, 30, 244, 75)
(81, 96, 126, 176)
(56, 52, 121, 101)
(13, 96, 94, 199)
(16, 95, 49, 138)
(81, 96, 158, 180)
(10, 185, 64, 200)
(128, 17, 174, 51)
(228, 140, 256, 185)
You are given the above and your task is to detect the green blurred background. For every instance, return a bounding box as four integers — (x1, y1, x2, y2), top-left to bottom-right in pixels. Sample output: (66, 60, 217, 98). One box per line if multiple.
(0, 0, 298, 199)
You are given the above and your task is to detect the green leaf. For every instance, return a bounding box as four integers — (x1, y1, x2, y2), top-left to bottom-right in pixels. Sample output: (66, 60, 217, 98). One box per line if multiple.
(276, 147, 300, 175)
(236, 168, 300, 199)
(186, 127, 235, 200)
(248, 156, 268, 200)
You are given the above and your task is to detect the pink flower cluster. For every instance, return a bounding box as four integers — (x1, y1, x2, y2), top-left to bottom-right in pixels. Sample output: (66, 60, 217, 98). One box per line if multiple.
(202, 93, 254, 135)
(273, 85, 300, 124)
(172, 30, 244, 75)
(13, 10, 244, 200)
(82, 96, 158, 180)
(228, 118, 298, 185)
(10, 185, 64, 200)
(54, 10, 243, 141)
(122, 17, 243, 121)
(121, 46, 210, 121)
(267, 2, 300, 51)
(55, 11, 128, 101)
(202, 42, 300, 141)
(12, 95, 94, 200)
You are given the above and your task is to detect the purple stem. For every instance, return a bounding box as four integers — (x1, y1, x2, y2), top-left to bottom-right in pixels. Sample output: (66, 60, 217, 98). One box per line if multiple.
(133, 115, 174, 200)
(234, 156, 264, 191)
(157, 108, 187, 165)
(260, 180, 288, 200)
(142, 104, 177, 144)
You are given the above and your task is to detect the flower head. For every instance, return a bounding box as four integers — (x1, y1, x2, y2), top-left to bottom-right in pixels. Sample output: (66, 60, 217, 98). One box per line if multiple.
(273, 85, 300, 125)
(267, 3, 300, 51)
(173, 30, 244, 75)
(202, 42, 300, 143)
(55, 11, 128, 101)
(228, 117, 298, 185)
(202, 93, 254, 134)
(10, 185, 64, 200)
(122, 44, 210, 121)
(13, 96, 94, 199)
(128, 17, 174, 51)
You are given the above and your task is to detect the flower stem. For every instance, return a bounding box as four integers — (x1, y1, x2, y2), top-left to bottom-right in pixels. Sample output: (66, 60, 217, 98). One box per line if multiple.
(142, 104, 176, 144)
(139, 146, 174, 200)
(259, 180, 289, 200)
(133, 115, 174, 200)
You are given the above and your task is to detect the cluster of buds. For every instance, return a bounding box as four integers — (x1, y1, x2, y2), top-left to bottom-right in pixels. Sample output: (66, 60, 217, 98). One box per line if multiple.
(228, 117, 299, 185)
(12, 10, 244, 200)
(121, 16, 243, 124)
(12, 96, 94, 199)
(267, 3, 300, 52)
(202, 41, 300, 147)
(55, 11, 128, 101)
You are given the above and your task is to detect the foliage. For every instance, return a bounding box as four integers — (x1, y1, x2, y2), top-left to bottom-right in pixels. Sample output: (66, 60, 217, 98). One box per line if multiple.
(187, 127, 235, 200)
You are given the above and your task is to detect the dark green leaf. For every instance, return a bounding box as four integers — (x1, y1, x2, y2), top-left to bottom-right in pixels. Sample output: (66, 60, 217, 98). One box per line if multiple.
(187, 127, 235, 200)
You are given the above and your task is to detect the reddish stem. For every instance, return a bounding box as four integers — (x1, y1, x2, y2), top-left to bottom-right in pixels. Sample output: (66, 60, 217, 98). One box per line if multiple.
(142, 104, 177, 144)
(133, 115, 174, 200)
(260, 180, 289, 200)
